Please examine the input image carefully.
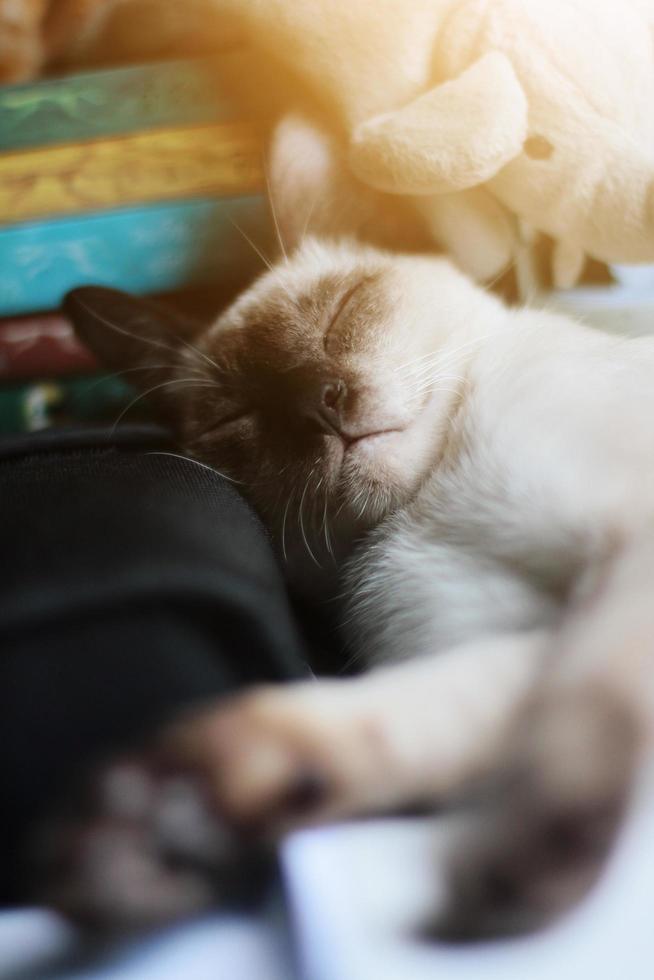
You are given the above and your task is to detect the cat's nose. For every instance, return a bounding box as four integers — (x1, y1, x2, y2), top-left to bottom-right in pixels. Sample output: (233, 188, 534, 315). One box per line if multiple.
(316, 378, 348, 434)
(299, 377, 349, 437)
(321, 379, 347, 415)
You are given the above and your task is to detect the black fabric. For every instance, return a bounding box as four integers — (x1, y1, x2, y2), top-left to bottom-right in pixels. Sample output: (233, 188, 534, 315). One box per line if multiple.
(0, 426, 310, 898)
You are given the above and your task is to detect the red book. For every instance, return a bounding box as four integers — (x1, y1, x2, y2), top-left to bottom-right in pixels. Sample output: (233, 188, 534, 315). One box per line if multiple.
(0, 313, 97, 380)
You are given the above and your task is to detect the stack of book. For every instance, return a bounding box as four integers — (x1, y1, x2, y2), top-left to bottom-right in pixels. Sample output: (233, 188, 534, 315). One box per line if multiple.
(0, 56, 270, 433)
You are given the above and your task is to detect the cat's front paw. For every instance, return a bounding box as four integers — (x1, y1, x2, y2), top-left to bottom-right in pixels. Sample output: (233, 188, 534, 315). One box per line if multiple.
(162, 681, 404, 833)
(25, 757, 262, 931)
(26, 678, 400, 928)
(433, 691, 638, 941)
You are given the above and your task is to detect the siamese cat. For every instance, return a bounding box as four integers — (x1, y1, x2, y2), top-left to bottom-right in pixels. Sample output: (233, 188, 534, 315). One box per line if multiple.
(37, 118, 654, 940)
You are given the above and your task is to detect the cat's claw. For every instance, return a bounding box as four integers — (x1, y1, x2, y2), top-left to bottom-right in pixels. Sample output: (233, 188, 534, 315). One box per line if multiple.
(25, 682, 395, 928)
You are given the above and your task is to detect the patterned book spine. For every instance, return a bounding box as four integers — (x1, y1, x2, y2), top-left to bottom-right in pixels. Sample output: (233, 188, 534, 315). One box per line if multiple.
(0, 313, 97, 380)
(0, 194, 271, 317)
(0, 57, 244, 152)
(0, 375, 141, 434)
(0, 121, 263, 223)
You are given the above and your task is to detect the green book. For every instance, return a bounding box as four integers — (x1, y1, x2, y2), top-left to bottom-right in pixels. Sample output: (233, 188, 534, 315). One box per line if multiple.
(0, 56, 243, 152)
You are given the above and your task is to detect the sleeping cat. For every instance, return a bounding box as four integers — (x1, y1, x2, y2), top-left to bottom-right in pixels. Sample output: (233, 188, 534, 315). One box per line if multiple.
(54, 234, 654, 939)
(36, 119, 654, 939)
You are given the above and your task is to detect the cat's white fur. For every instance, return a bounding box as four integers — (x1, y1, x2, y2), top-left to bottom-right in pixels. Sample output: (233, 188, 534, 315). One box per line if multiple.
(161, 236, 654, 934)
(60, 117, 654, 936)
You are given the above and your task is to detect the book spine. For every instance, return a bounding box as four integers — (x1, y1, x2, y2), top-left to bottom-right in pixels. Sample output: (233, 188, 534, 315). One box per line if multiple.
(0, 375, 139, 434)
(0, 57, 243, 152)
(0, 121, 263, 224)
(0, 313, 97, 380)
(0, 194, 270, 317)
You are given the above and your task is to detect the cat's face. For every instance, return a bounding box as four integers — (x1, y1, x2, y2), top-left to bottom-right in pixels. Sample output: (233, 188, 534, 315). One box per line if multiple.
(184, 240, 469, 584)
(67, 238, 500, 592)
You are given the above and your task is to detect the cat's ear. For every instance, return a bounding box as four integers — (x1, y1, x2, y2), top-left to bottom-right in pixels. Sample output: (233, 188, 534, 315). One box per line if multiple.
(268, 113, 432, 254)
(268, 113, 344, 252)
(64, 286, 196, 424)
(64, 286, 189, 374)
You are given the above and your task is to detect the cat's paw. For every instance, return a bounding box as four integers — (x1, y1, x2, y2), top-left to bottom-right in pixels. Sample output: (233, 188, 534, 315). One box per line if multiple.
(25, 678, 400, 927)
(25, 757, 264, 931)
(162, 681, 404, 832)
(432, 690, 638, 941)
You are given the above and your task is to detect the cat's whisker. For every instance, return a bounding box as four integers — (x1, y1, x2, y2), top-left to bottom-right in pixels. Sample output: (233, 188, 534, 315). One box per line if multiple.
(71, 295, 184, 359)
(431, 331, 497, 367)
(394, 347, 449, 373)
(300, 192, 319, 245)
(298, 468, 322, 568)
(229, 217, 298, 304)
(70, 293, 223, 378)
(82, 362, 207, 394)
(393, 343, 472, 374)
(355, 494, 370, 522)
(179, 342, 225, 377)
(168, 327, 225, 377)
(402, 371, 465, 397)
(405, 381, 465, 401)
(483, 259, 517, 293)
(280, 493, 292, 564)
(396, 360, 465, 387)
(110, 378, 214, 432)
(324, 507, 334, 558)
(395, 349, 468, 381)
(314, 474, 331, 554)
(409, 382, 463, 400)
(320, 485, 335, 560)
(229, 217, 277, 274)
(313, 475, 335, 561)
(394, 332, 495, 379)
(338, 638, 369, 674)
(334, 495, 349, 520)
(403, 369, 466, 391)
(264, 159, 288, 263)
(144, 451, 245, 485)
(399, 362, 468, 394)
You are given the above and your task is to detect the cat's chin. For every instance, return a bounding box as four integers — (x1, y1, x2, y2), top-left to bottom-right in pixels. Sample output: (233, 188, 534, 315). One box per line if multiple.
(341, 432, 410, 499)
(338, 399, 439, 505)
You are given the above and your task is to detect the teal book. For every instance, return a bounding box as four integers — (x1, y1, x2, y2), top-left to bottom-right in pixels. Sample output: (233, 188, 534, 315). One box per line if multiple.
(0, 194, 271, 316)
(0, 57, 243, 152)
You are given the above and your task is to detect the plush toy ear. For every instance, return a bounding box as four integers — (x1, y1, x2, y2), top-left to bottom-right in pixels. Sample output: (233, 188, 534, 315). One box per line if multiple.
(64, 286, 196, 421)
(349, 52, 528, 195)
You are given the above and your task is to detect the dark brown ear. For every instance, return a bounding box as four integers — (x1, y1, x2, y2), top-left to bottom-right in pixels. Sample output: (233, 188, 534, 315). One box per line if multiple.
(64, 286, 192, 374)
(64, 286, 200, 424)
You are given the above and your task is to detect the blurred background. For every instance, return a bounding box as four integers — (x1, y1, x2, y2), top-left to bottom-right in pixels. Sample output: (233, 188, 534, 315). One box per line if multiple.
(0, 0, 280, 435)
(2, 0, 651, 437)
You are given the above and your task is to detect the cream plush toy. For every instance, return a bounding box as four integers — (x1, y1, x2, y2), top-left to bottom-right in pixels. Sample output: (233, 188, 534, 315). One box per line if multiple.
(7, 0, 652, 287)
(218, 0, 654, 288)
